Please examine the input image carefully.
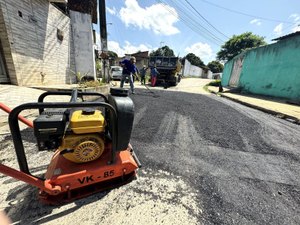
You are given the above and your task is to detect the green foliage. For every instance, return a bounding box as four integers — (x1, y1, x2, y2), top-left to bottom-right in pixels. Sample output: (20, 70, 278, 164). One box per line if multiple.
(96, 59, 102, 71)
(183, 53, 205, 67)
(107, 51, 118, 66)
(208, 79, 221, 86)
(79, 80, 105, 88)
(203, 80, 221, 93)
(150, 45, 175, 57)
(217, 32, 267, 61)
(207, 61, 224, 73)
(108, 51, 118, 59)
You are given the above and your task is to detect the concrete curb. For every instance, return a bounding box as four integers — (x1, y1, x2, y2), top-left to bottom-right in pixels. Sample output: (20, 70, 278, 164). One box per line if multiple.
(208, 88, 300, 125)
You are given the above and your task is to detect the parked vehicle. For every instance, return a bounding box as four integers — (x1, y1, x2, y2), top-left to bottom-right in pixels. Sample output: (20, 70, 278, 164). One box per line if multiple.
(148, 56, 182, 86)
(110, 66, 123, 80)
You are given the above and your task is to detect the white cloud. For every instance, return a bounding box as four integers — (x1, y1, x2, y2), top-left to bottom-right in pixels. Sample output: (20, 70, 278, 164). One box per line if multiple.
(119, 0, 180, 36)
(289, 13, 300, 22)
(250, 19, 261, 26)
(94, 30, 152, 56)
(289, 14, 300, 33)
(274, 23, 283, 36)
(107, 7, 117, 15)
(184, 42, 213, 64)
(108, 41, 152, 57)
(292, 25, 300, 32)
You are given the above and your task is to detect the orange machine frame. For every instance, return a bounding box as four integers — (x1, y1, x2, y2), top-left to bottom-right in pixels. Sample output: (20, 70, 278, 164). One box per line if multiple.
(0, 90, 141, 204)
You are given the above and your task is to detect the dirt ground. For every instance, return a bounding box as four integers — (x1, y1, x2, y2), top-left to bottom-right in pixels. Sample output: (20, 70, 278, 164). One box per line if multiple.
(0, 129, 202, 225)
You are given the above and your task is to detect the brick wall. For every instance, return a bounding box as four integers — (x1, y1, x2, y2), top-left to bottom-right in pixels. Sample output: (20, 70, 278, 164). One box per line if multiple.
(0, 0, 76, 86)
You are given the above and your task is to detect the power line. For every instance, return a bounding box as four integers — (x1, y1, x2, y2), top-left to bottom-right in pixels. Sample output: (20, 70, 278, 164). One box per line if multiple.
(156, 0, 224, 45)
(165, 3, 223, 45)
(157, 0, 222, 45)
(181, 0, 229, 39)
(199, 0, 296, 25)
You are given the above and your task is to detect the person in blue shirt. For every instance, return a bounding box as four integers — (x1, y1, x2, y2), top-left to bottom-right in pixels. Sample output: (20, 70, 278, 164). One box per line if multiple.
(139, 65, 148, 85)
(119, 56, 137, 94)
(150, 65, 159, 87)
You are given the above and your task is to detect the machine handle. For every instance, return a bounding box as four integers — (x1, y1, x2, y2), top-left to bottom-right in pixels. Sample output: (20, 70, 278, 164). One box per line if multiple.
(37, 90, 108, 113)
(8, 102, 117, 176)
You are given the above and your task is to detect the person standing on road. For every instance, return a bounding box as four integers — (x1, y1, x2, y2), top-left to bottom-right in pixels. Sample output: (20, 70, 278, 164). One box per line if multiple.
(150, 65, 159, 87)
(119, 56, 137, 94)
(139, 65, 148, 85)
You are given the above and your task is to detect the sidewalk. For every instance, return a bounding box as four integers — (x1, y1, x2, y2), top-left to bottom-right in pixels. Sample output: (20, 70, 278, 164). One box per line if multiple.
(207, 86, 300, 124)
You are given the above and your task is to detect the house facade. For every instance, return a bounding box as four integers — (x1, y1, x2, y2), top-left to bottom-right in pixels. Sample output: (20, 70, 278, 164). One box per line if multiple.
(0, 0, 96, 86)
(222, 31, 300, 101)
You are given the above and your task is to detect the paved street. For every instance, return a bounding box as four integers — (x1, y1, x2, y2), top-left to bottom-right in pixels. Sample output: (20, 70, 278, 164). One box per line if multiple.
(0, 79, 300, 224)
(130, 86, 300, 224)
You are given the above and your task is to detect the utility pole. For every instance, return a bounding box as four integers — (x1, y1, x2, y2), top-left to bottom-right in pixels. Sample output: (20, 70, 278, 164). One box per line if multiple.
(99, 0, 109, 83)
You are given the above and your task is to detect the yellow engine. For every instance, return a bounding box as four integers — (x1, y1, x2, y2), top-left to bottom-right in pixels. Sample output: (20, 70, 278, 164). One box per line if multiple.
(58, 109, 106, 163)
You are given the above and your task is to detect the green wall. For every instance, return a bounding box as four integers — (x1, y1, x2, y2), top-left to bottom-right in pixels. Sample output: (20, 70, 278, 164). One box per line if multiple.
(221, 58, 233, 87)
(222, 35, 300, 100)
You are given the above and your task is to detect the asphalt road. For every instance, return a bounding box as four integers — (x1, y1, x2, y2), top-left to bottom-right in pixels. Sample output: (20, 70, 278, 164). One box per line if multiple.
(130, 86, 300, 225)
(0, 81, 300, 224)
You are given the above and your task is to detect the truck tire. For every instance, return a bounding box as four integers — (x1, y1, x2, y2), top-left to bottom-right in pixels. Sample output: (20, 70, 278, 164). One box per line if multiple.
(169, 77, 178, 86)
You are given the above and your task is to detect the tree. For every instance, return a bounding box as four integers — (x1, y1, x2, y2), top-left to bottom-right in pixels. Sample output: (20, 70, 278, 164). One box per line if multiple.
(207, 61, 224, 73)
(217, 32, 267, 61)
(183, 53, 205, 67)
(108, 50, 118, 65)
(108, 50, 118, 60)
(150, 45, 175, 57)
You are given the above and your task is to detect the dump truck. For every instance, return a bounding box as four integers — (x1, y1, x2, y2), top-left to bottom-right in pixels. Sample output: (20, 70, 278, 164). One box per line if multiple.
(148, 56, 182, 86)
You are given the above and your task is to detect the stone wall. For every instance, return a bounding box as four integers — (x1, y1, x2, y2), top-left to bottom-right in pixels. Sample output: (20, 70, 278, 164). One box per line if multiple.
(0, 0, 76, 86)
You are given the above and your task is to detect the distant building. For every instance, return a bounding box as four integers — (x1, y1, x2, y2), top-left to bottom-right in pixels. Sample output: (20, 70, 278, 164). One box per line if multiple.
(125, 51, 149, 70)
(0, 0, 97, 86)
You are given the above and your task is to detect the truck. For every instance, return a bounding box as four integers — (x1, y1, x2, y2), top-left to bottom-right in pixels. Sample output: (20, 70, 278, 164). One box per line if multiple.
(148, 56, 182, 86)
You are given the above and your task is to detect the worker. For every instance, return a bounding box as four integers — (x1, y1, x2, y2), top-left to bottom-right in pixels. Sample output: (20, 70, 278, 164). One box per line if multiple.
(150, 65, 159, 87)
(139, 65, 148, 85)
(119, 56, 137, 94)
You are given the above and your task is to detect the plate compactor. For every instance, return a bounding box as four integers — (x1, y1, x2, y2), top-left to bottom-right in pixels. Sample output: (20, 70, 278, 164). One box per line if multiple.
(0, 88, 141, 204)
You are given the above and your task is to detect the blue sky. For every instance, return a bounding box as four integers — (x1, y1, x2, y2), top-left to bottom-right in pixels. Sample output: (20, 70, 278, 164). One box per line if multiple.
(94, 0, 300, 64)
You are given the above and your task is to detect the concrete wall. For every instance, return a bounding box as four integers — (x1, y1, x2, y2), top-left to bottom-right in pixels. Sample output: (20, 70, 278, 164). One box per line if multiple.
(0, 0, 76, 86)
(222, 35, 300, 100)
(183, 59, 203, 77)
(207, 70, 213, 79)
(221, 59, 234, 86)
(70, 10, 95, 79)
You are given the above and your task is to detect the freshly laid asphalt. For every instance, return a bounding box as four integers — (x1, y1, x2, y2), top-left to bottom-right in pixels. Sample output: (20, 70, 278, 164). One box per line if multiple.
(0, 78, 299, 224)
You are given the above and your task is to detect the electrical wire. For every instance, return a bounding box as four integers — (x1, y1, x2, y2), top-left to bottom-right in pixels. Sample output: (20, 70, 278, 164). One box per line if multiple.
(199, 0, 296, 25)
(181, 0, 229, 39)
(161, 0, 224, 43)
(156, 0, 224, 45)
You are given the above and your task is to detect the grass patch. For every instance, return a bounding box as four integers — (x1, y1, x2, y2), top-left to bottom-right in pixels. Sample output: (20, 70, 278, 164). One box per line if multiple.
(207, 79, 221, 87)
(78, 80, 105, 88)
(203, 79, 222, 93)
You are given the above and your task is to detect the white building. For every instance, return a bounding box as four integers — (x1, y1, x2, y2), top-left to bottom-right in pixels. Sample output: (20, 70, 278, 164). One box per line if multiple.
(0, 0, 97, 86)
